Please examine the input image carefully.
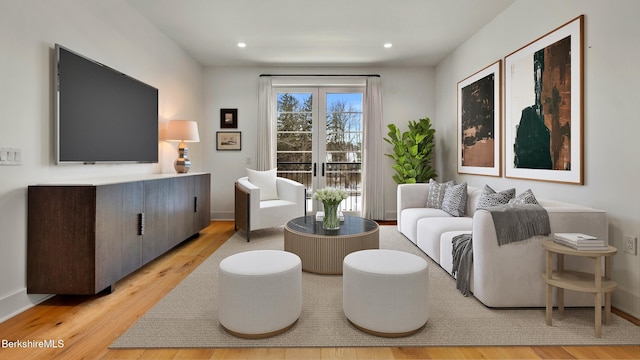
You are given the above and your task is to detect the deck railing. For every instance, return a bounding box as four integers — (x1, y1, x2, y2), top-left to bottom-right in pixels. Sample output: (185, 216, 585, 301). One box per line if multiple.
(277, 161, 361, 212)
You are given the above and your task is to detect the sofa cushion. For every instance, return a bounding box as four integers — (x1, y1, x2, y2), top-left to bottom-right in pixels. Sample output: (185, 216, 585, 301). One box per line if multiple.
(476, 185, 515, 209)
(439, 230, 473, 276)
(442, 182, 467, 217)
(426, 179, 454, 209)
(509, 189, 539, 205)
(416, 217, 473, 262)
(399, 207, 451, 244)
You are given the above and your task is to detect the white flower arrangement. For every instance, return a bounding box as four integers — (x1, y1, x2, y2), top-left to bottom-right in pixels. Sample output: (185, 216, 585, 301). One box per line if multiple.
(312, 187, 348, 204)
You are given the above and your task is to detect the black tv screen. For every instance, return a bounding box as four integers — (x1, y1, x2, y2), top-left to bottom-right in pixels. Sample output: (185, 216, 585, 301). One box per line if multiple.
(55, 44, 159, 164)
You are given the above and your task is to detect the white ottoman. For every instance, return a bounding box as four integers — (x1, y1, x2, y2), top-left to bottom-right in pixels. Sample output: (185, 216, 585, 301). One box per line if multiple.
(343, 249, 429, 337)
(218, 250, 302, 338)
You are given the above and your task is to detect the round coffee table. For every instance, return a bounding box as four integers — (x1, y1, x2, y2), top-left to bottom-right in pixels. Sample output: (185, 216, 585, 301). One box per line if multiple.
(284, 215, 379, 274)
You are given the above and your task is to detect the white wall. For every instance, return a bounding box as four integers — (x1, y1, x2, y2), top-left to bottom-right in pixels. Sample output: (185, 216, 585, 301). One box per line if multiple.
(435, 0, 640, 317)
(204, 66, 435, 220)
(0, 0, 204, 322)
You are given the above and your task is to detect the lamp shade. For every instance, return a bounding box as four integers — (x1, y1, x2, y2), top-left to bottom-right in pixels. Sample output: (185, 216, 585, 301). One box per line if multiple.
(166, 120, 200, 142)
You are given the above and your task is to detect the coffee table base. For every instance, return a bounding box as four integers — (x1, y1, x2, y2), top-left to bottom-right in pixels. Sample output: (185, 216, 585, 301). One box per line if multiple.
(284, 226, 379, 275)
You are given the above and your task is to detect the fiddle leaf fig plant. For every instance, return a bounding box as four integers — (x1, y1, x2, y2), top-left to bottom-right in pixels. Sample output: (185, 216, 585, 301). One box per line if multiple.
(384, 116, 437, 184)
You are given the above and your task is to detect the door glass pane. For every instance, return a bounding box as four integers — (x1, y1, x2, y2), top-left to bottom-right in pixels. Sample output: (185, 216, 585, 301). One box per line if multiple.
(276, 92, 313, 208)
(325, 92, 363, 212)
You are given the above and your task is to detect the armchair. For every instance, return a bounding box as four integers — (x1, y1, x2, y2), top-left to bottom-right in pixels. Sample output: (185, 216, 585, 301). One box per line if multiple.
(234, 176, 306, 241)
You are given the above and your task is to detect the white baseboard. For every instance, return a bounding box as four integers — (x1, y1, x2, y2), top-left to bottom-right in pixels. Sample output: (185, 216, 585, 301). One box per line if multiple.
(0, 288, 52, 324)
(612, 286, 640, 320)
(211, 211, 234, 221)
(385, 210, 397, 221)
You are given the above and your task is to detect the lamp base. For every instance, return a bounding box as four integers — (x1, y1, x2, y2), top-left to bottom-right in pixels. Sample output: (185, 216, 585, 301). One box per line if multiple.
(174, 158, 191, 173)
(174, 143, 191, 173)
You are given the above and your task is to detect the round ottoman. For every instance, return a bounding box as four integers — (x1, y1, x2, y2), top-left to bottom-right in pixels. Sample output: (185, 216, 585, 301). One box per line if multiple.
(218, 250, 302, 338)
(343, 249, 429, 337)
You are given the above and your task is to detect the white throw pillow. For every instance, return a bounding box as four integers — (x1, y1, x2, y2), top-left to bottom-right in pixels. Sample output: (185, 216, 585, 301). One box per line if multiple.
(247, 168, 279, 200)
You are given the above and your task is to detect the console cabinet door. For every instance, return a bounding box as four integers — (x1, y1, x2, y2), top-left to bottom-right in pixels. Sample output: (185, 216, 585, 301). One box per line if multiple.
(142, 178, 173, 264)
(195, 173, 211, 231)
(172, 176, 196, 246)
(95, 182, 143, 290)
(121, 182, 144, 276)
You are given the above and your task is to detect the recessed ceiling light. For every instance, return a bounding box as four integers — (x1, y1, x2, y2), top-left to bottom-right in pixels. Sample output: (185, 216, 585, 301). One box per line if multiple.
(384, 43, 393, 48)
(237, 42, 247, 48)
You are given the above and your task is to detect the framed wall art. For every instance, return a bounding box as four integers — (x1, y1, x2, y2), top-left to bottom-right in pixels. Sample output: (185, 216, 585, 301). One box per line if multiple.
(457, 60, 501, 177)
(216, 131, 241, 151)
(504, 15, 584, 184)
(220, 108, 238, 128)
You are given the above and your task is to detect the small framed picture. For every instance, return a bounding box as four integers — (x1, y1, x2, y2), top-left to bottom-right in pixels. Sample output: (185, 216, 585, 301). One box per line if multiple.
(220, 108, 238, 128)
(216, 131, 241, 151)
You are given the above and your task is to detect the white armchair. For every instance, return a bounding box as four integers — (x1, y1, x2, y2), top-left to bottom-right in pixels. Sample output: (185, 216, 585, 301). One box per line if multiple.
(234, 176, 306, 241)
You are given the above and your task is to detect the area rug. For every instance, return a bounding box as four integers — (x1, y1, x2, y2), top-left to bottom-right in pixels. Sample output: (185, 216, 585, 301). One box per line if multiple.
(111, 226, 640, 348)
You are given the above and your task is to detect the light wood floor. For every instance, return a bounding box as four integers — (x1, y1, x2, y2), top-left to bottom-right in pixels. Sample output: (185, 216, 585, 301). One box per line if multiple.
(0, 221, 638, 360)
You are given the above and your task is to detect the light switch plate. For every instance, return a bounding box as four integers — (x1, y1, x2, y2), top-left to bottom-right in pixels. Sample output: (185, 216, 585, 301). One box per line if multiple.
(0, 148, 22, 165)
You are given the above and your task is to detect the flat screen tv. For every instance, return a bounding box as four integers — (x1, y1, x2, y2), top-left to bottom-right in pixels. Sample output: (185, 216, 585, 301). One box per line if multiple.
(55, 44, 159, 164)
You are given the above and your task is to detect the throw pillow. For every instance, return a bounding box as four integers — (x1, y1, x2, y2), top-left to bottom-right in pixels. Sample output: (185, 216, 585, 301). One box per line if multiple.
(509, 189, 539, 205)
(476, 185, 515, 209)
(426, 179, 454, 209)
(442, 182, 468, 217)
(246, 168, 279, 201)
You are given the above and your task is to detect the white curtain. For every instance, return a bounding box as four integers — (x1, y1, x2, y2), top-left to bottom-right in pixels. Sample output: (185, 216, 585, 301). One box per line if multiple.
(362, 77, 385, 220)
(257, 76, 275, 170)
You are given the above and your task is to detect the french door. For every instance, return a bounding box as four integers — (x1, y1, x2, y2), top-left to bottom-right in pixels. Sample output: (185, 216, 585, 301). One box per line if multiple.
(275, 87, 364, 214)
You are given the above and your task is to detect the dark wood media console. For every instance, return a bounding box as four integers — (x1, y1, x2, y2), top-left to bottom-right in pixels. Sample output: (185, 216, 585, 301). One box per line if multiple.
(27, 173, 211, 295)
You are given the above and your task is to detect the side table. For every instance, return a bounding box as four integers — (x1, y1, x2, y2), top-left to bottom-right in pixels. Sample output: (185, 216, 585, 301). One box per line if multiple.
(541, 240, 617, 337)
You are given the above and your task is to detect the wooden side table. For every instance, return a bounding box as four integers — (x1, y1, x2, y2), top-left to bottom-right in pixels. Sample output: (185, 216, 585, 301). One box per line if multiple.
(541, 240, 617, 337)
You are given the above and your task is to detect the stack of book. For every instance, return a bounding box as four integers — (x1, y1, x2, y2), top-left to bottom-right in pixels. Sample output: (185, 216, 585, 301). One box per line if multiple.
(553, 233, 608, 251)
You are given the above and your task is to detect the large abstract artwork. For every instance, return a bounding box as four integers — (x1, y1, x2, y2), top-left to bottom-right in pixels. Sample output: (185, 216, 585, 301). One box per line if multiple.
(457, 60, 501, 176)
(505, 15, 584, 184)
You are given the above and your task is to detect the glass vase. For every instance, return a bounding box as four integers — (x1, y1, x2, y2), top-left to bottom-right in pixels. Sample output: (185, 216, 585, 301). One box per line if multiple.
(322, 201, 341, 230)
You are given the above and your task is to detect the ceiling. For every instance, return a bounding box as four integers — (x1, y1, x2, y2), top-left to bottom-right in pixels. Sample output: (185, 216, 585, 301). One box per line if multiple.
(127, 0, 514, 67)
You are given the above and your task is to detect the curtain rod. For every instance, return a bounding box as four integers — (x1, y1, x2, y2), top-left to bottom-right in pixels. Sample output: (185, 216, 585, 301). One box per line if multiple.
(260, 74, 380, 77)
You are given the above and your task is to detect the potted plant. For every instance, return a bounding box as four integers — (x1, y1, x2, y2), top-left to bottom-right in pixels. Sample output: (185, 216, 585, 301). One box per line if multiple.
(383, 116, 437, 184)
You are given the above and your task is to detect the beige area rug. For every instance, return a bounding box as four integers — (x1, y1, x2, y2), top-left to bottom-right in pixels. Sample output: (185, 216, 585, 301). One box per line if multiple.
(111, 226, 640, 348)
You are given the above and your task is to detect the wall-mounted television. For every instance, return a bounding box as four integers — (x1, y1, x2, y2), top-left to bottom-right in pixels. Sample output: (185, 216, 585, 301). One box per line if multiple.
(55, 44, 159, 164)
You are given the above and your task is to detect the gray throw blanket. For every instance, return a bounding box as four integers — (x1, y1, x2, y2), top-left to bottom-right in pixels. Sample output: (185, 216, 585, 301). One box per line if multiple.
(487, 204, 550, 246)
(451, 233, 473, 296)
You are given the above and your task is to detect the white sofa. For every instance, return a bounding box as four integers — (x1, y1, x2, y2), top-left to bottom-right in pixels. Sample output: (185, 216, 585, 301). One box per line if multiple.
(397, 183, 608, 308)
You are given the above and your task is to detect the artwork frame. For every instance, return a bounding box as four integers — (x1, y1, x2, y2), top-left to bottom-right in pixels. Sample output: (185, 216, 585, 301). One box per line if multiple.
(457, 60, 502, 177)
(504, 15, 584, 184)
(220, 108, 238, 129)
(216, 131, 241, 151)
